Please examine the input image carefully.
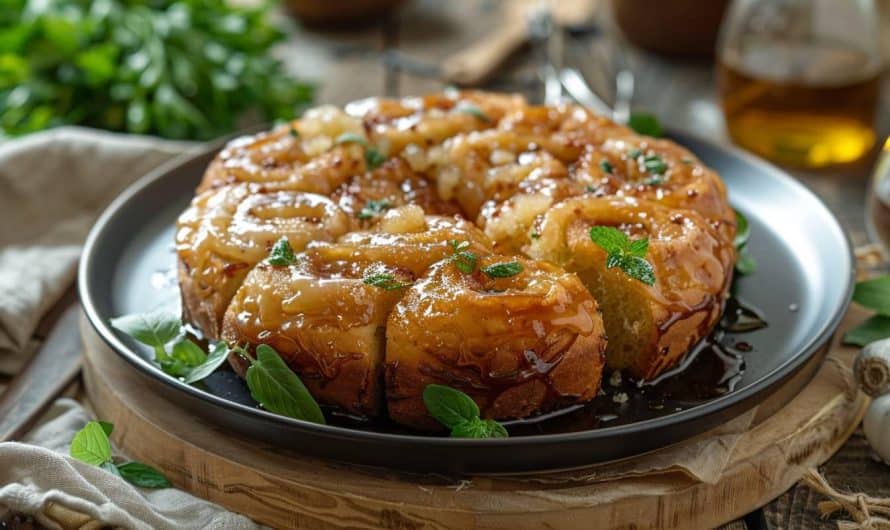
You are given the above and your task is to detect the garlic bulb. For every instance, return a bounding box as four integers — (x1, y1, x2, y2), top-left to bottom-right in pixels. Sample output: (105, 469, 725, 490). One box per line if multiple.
(855, 339, 890, 463)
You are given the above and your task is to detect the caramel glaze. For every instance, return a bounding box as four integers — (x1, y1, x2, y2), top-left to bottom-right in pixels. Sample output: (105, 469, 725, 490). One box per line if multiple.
(386, 256, 607, 430)
(176, 90, 741, 429)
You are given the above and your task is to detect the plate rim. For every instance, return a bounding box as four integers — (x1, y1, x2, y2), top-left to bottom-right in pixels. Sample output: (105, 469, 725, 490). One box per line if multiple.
(78, 128, 856, 449)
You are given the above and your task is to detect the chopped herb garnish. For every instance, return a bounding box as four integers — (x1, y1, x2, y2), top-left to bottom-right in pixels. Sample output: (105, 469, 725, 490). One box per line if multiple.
(627, 148, 642, 159)
(642, 154, 668, 175)
(682, 158, 694, 165)
(422, 384, 508, 439)
(600, 159, 614, 174)
(589, 226, 656, 285)
(586, 185, 598, 193)
(627, 112, 665, 138)
(449, 239, 478, 273)
(266, 237, 297, 266)
(334, 132, 368, 147)
(289, 126, 299, 138)
(363, 273, 411, 291)
(358, 199, 392, 220)
(365, 148, 386, 169)
(455, 103, 491, 123)
(530, 231, 540, 239)
(482, 261, 523, 278)
(644, 176, 664, 186)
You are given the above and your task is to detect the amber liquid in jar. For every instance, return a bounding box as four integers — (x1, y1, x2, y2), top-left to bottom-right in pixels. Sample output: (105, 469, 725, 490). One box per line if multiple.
(719, 43, 880, 168)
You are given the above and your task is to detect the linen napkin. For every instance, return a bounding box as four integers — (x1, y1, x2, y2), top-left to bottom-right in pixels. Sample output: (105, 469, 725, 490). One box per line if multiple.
(0, 127, 262, 529)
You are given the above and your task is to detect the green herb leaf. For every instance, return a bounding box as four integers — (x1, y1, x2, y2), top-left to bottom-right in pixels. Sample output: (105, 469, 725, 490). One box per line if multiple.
(449, 239, 478, 274)
(110, 310, 180, 350)
(735, 250, 757, 275)
(334, 132, 368, 147)
(171, 339, 207, 367)
(627, 148, 642, 159)
(599, 159, 614, 174)
(245, 344, 326, 424)
(482, 261, 523, 278)
(116, 462, 172, 489)
(853, 276, 890, 316)
(358, 199, 392, 220)
(266, 237, 297, 266)
(365, 148, 386, 169)
(422, 384, 480, 428)
(363, 273, 411, 291)
(734, 210, 751, 249)
(451, 418, 509, 439)
(589, 226, 656, 285)
(70, 421, 112, 466)
(843, 315, 890, 347)
(455, 103, 491, 123)
(642, 154, 668, 175)
(628, 112, 664, 138)
(183, 342, 230, 384)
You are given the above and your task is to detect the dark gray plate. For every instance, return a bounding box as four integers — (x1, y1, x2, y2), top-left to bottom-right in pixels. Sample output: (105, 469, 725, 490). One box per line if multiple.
(79, 131, 854, 474)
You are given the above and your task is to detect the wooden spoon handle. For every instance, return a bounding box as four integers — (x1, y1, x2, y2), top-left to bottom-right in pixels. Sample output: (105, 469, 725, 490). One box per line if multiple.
(441, 21, 528, 85)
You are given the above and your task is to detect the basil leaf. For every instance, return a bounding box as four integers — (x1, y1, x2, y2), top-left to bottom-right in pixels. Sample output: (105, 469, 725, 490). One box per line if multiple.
(628, 112, 664, 138)
(110, 310, 180, 352)
(171, 339, 207, 367)
(422, 384, 480, 428)
(116, 462, 172, 489)
(245, 344, 326, 424)
(853, 276, 890, 316)
(70, 421, 112, 466)
(183, 342, 230, 384)
(482, 261, 523, 278)
(843, 315, 890, 347)
(266, 237, 297, 266)
(357, 199, 392, 220)
(736, 250, 757, 276)
(589, 226, 629, 255)
(451, 418, 509, 439)
(363, 273, 411, 291)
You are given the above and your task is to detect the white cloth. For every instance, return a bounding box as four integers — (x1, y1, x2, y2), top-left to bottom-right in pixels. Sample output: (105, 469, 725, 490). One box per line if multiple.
(0, 399, 260, 529)
(0, 128, 261, 529)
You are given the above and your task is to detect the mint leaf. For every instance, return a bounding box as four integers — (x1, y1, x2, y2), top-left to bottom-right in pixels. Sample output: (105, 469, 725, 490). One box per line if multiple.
(183, 342, 230, 384)
(110, 310, 180, 356)
(363, 273, 411, 291)
(451, 418, 509, 439)
(449, 239, 478, 274)
(116, 462, 172, 489)
(334, 132, 368, 147)
(266, 237, 297, 266)
(422, 384, 480, 428)
(455, 103, 491, 123)
(628, 112, 664, 138)
(245, 345, 326, 424)
(589, 226, 655, 285)
(642, 154, 667, 175)
(853, 276, 890, 316)
(588, 226, 629, 255)
(482, 261, 522, 278)
(171, 339, 207, 367)
(358, 199, 392, 220)
(844, 315, 890, 347)
(70, 421, 112, 466)
(365, 149, 386, 169)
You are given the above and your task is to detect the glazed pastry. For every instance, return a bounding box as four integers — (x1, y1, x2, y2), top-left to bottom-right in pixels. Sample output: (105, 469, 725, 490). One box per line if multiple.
(526, 196, 735, 380)
(386, 255, 607, 430)
(176, 185, 351, 339)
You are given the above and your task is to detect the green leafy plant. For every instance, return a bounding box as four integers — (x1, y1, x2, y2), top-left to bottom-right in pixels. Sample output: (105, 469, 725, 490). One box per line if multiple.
(363, 272, 411, 291)
(266, 237, 297, 266)
(70, 421, 171, 489)
(588, 226, 656, 285)
(357, 199, 392, 220)
(734, 210, 757, 275)
(627, 111, 664, 138)
(449, 239, 478, 274)
(0, 0, 313, 139)
(241, 344, 326, 424)
(422, 384, 508, 438)
(844, 276, 890, 347)
(335, 132, 387, 170)
(482, 261, 522, 278)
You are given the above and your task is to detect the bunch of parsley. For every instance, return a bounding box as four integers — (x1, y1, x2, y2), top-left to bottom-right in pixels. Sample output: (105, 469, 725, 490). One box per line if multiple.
(0, 0, 313, 139)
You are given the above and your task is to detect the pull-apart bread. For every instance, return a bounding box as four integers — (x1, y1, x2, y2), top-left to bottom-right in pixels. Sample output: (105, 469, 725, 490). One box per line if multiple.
(176, 91, 737, 430)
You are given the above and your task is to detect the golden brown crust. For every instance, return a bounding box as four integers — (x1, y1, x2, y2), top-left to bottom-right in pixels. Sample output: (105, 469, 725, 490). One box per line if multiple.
(385, 256, 607, 430)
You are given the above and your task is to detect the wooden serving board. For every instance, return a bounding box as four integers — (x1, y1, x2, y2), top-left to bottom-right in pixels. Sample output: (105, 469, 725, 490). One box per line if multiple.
(80, 311, 868, 530)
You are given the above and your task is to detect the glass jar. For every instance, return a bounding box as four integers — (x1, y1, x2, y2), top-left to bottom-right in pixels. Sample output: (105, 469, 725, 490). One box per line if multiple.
(717, 0, 883, 168)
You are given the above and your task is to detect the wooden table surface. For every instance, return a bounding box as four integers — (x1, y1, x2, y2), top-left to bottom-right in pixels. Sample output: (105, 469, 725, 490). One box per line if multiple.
(279, 0, 890, 528)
